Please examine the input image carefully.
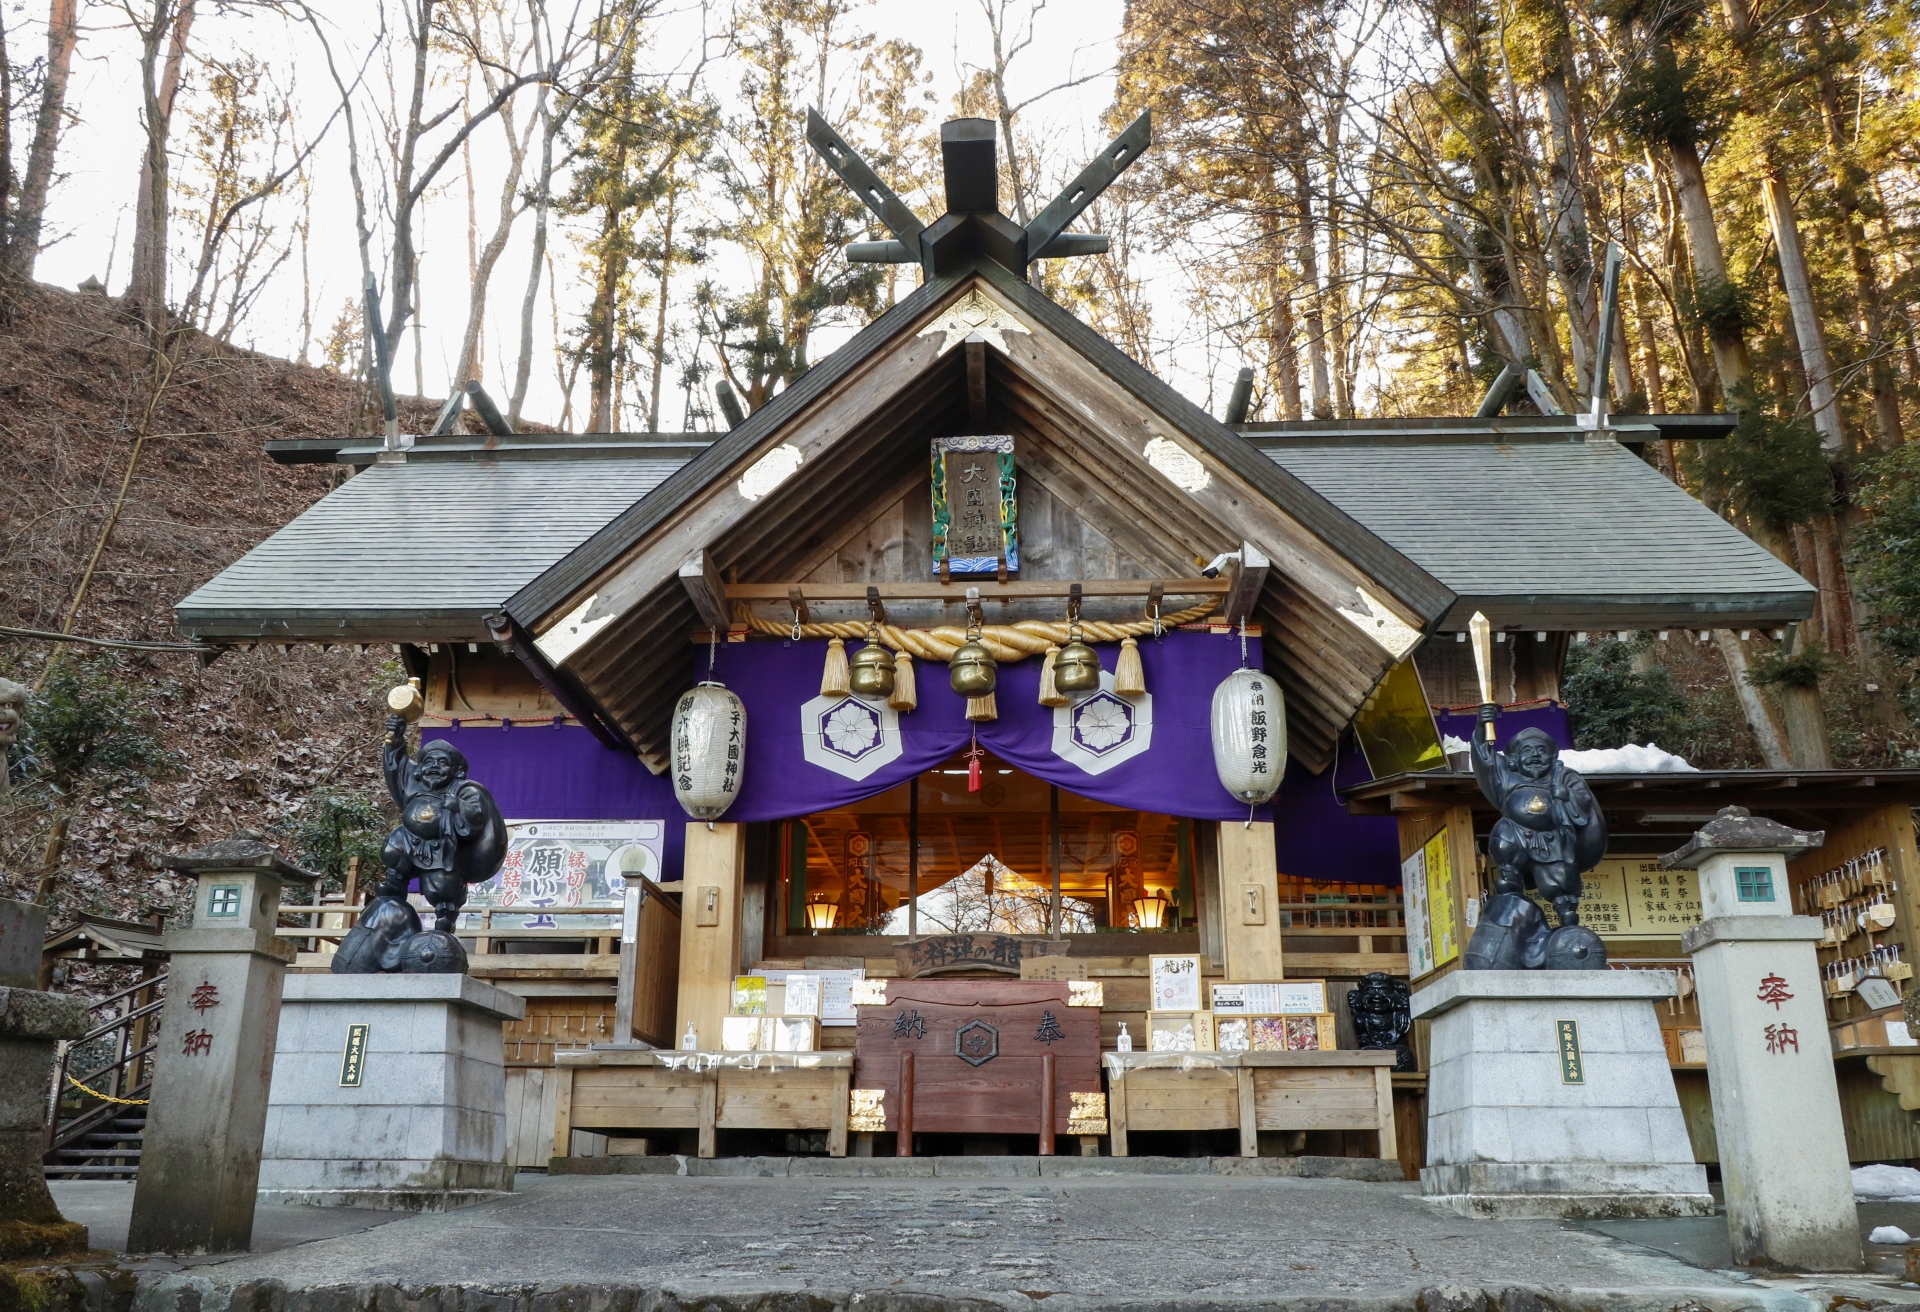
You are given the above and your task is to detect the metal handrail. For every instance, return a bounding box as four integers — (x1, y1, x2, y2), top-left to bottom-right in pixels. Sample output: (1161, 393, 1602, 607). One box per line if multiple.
(45, 971, 165, 1167)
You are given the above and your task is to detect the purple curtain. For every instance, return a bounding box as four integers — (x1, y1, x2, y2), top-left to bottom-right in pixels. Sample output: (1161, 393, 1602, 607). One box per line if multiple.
(1432, 701, 1573, 750)
(707, 628, 1271, 823)
(433, 722, 686, 882)
(1270, 733, 1403, 887)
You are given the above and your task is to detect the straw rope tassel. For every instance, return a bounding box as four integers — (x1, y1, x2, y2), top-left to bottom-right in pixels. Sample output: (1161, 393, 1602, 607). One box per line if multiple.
(820, 637, 849, 696)
(966, 691, 998, 722)
(1114, 637, 1145, 698)
(1038, 646, 1067, 706)
(888, 651, 917, 712)
(740, 600, 1220, 660)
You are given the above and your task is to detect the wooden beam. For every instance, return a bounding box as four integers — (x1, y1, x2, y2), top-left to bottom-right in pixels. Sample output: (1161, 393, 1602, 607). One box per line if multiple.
(725, 578, 1228, 601)
(966, 339, 987, 423)
(677, 551, 732, 634)
(1224, 542, 1269, 626)
(1218, 820, 1285, 982)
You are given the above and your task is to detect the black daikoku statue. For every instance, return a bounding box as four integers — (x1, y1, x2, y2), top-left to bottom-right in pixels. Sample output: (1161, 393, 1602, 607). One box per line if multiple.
(1463, 702, 1609, 971)
(1348, 972, 1417, 1071)
(333, 686, 507, 974)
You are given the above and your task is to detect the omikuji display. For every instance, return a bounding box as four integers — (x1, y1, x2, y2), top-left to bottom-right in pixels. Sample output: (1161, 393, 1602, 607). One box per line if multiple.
(671, 682, 747, 820)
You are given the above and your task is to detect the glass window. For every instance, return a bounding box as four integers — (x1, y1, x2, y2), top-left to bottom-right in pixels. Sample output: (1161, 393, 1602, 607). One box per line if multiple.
(207, 884, 243, 917)
(780, 751, 1196, 937)
(1734, 866, 1775, 902)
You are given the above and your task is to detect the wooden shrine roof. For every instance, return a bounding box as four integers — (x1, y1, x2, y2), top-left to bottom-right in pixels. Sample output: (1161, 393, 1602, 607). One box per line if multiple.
(1257, 430, 1813, 630)
(1343, 768, 1920, 823)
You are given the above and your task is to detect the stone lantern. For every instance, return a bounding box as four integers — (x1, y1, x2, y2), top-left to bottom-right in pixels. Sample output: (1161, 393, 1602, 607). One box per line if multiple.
(1664, 805, 1860, 1271)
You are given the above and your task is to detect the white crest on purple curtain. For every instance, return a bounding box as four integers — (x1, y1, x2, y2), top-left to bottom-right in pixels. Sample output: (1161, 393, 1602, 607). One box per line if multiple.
(800, 693, 904, 780)
(1051, 670, 1153, 774)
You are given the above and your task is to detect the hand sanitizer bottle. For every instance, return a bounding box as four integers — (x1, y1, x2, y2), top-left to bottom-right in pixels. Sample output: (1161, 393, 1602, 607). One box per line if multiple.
(681, 1022, 697, 1051)
(1116, 1022, 1132, 1053)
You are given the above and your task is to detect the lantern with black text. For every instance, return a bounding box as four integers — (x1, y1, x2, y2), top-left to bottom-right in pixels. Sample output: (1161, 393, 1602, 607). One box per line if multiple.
(671, 682, 746, 820)
(1210, 668, 1286, 804)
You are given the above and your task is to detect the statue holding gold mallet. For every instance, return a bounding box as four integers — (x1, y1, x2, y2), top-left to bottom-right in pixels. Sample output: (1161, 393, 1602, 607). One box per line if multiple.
(332, 678, 508, 974)
(1462, 613, 1609, 970)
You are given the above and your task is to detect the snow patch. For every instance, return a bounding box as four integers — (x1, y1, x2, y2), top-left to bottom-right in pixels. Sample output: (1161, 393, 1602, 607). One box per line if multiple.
(1870, 1226, 1913, 1245)
(1558, 743, 1699, 774)
(1854, 1163, 1920, 1201)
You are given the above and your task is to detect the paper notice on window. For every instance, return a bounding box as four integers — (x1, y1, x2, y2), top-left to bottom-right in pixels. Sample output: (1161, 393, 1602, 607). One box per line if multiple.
(1210, 981, 1327, 1015)
(1889, 1020, 1919, 1047)
(757, 967, 864, 1026)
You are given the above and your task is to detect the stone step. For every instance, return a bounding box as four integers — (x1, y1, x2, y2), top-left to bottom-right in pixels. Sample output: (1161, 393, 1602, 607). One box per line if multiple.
(549, 1153, 1409, 1180)
(53, 1146, 142, 1158)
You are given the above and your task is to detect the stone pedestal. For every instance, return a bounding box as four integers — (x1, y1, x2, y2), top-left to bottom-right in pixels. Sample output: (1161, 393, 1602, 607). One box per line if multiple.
(1414, 970, 1712, 1219)
(1670, 808, 1861, 1271)
(0, 965, 90, 1259)
(259, 973, 525, 1210)
(128, 840, 318, 1254)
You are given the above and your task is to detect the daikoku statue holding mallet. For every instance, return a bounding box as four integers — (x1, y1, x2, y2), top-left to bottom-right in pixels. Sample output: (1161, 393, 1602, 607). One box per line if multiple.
(1461, 612, 1609, 970)
(332, 678, 507, 974)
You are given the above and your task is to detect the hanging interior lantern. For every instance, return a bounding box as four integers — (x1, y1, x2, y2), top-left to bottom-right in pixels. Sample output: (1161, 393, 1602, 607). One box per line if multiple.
(1210, 667, 1287, 805)
(949, 621, 997, 697)
(805, 891, 839, 931)
(671, 681, 747, 820)
(848, 623, 895, 698)
(1131, 888, 1171, 930)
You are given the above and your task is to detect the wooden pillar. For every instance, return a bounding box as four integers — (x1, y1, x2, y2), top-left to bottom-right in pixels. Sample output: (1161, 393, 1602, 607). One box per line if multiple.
(675, 822, 745, 1051)
(1218, 820, 1284, 981)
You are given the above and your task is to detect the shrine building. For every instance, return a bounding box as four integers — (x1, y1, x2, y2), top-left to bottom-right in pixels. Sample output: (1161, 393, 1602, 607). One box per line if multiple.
(166, 115, 1920, 1172)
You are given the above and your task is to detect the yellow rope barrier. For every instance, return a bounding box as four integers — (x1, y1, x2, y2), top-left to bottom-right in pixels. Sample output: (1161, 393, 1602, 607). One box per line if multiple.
(66, 1074, 150, 1106)
(735, 599, 1221, 663)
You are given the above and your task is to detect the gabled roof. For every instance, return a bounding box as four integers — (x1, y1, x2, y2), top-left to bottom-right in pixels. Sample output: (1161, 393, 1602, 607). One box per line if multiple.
(176, 452, 688, 643)
(1255, 429, 1814, 629)
(502, 260, 1456, 772)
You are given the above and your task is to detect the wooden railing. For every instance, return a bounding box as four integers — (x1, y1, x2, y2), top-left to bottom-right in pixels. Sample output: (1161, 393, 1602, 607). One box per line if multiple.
(274, 901, 623, 956)
(44, 972, 166, 1176)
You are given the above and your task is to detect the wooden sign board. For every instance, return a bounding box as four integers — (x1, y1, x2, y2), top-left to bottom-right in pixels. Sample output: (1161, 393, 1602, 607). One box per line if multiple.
(853, 979, 1099, 1136)
(894, 934, 1067, 978)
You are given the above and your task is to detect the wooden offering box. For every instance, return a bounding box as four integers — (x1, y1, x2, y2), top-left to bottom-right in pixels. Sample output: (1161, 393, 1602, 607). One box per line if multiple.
(1103, 1050, 1399, 1160)
(854, 979, 1100, 1150)
(551, 1048, 852, 1159)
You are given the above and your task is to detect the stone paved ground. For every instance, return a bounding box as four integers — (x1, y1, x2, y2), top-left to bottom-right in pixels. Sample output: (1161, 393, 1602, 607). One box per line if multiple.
(44, 1168, 1920, 1312)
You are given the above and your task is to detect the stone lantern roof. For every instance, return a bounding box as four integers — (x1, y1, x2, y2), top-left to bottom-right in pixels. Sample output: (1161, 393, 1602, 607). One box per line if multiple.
(1659, 805, 1824, 869)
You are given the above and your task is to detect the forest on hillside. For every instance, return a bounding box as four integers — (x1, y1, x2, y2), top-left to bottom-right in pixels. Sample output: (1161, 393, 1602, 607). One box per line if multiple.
(5, 0, 1920, 916)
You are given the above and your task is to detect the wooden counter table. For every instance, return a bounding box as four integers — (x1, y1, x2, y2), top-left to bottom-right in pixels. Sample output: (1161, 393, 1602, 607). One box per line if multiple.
(551, 1048, 853, 1160)
(1103, 1050, 1399, 1160)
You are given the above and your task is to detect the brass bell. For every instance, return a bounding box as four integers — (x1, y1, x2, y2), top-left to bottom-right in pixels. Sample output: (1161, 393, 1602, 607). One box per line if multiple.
(949, 639, 997, 697)
(848, 642, 896, 698)
(1054, 639, 1102, 694)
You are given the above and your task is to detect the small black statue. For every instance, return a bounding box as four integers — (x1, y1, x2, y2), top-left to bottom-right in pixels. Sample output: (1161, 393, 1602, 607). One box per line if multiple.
(1463, 703, 1609, 971)
(1348, 972, 1416, 1071)
(333, 701, 507, 975)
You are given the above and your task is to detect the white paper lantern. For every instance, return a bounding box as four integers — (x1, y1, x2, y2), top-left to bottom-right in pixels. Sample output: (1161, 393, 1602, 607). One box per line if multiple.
(1211, 668, 1287, 804)
(671, 682, 746, 820)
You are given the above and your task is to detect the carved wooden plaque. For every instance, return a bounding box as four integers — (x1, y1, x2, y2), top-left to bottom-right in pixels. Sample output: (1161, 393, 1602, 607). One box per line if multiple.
(893, 933, 1068, 978)
(853, 979, 1100, 1137)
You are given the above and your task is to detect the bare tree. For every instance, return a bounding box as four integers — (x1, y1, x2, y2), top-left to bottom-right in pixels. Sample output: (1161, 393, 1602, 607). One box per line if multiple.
(122, 0, 198, 333)
(1, 0, 81, 289)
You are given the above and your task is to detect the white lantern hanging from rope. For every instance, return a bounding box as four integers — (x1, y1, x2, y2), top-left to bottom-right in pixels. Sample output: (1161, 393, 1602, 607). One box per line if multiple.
(671, 681, 746, 820)
(1210, 668, 1287, 804)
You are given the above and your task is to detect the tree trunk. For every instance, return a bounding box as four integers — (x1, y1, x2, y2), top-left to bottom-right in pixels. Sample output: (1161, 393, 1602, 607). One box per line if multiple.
(1667, 135, 1751, 399)
(1291, 161, 1332, 419)
(383, 0, 433, 360)
(1760, 167, 1845, 453)
(3, 0, 79, 284)
(32, 813, 70, 905)
(1713, 629, 1790, 767)
(1816, 57, 1902, 448)
(647, 184, 677, 432)
(125, 0, 196, 331)
(1777, 684, 1833, 768)
(1264, 233, 1302, 420)
(454, 110, 531, 389)
(510, 82, 556, 428)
